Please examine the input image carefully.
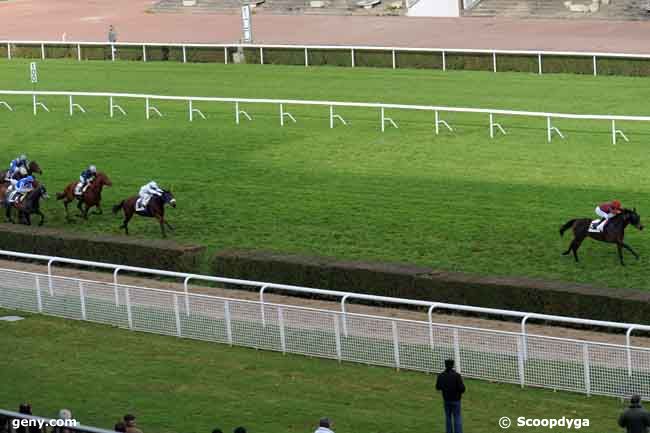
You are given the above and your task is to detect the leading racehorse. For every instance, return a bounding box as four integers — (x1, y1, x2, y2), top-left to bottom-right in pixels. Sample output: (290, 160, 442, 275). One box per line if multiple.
(56, 172, 113, 221)
(560, 208, 644, 265)
(112, 190, 176, 237)
(0, 161, 43, 182)
(4, 183, 48, 226)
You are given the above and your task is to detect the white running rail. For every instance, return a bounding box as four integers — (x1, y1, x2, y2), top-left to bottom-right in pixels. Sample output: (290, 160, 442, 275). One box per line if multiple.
(0, 410, 115, 433)
(0, 90, 644, 144)
(1, 249, 650, 385)
(1, 263, 650, 399)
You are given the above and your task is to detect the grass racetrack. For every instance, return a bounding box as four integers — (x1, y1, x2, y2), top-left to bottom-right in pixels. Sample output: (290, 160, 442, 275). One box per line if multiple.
(0, 59, 648, 289)
(0, 308, 625, 433)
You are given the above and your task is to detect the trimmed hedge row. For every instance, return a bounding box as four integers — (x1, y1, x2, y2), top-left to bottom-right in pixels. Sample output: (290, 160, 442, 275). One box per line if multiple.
(212, 249, 650, 325)
(0, 224, 205, 273)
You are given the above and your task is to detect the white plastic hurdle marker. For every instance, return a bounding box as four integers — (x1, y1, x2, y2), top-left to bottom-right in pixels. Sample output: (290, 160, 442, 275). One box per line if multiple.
(235, 101, 252, 124)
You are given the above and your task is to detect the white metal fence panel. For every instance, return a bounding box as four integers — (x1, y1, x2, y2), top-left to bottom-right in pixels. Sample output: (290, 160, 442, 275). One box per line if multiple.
(1, 266, 650, 399)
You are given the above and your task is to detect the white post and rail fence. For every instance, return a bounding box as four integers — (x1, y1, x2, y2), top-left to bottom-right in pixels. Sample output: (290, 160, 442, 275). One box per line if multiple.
(0, 249, 649, 399)
(0, 90, 642, 144)
(3, 40, 650, 76)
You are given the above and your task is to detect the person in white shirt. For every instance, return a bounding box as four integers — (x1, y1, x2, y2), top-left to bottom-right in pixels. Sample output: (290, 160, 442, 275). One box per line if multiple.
(314, 418, 334, 433)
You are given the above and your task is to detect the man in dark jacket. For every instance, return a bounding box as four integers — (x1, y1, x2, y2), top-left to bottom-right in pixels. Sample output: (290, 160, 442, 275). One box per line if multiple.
(436, 359, 465, 433)
(619, 395, 650, 433)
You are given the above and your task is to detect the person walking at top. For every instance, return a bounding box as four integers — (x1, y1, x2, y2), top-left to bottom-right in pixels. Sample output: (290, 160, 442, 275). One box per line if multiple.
(619, 394, 650, 433)
(436, 359, 465, 433)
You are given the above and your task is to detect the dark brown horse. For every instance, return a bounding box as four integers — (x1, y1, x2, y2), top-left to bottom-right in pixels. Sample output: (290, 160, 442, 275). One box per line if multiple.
(4, 184, 48, 226)
(112, 190, 176, 237)
(56, 172, 113, 220)
(560, 208, 644, 265)
(0, 161, 43, 182)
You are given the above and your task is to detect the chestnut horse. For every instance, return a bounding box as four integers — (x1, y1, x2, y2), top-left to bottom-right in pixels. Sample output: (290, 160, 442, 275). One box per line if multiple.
(0, 161, 43, 182)
(56, 172, 113, 220)
(112, 190, 176, 237)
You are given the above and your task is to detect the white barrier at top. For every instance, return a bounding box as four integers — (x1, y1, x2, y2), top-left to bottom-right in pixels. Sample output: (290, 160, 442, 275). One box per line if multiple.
(0, 89, 644, 144)
(1, 248, 650, 377)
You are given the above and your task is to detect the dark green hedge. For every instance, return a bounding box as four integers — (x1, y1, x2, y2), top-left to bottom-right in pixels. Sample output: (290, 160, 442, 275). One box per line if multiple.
(396, 51, 443, 69)
(11, 44, 41, 59)
(44, 44, 77, 59)
(308, 49, 352, 67)
(355, 50, 393, 68)
(0, 224, 205, 273)
(212, 249, 650, 324)
(542, 55, 593, 75)
(185, 47, 227, 63)
(263, 48, 305, 66)
(146, 46, 184, 62)
(80, 46, 111, 61)
(495, 54, 538, 73)
(597, 57, 650, 77)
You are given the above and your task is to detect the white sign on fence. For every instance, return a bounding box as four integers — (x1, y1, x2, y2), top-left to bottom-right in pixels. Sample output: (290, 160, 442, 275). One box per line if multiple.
(30, 62, 38, 83)
(241, 5, 252, 43)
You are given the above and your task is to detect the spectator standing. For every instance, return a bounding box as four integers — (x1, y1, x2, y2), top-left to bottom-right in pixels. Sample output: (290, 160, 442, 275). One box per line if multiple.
(16, 403, 41, 433)
(435, 359, 465, 433)
(314, 418, 334, 433)
(108, 25, 117, 43)
(123, 415, 143, 433)
(619, 395, 650, 433)
(52, 409, 73, 433)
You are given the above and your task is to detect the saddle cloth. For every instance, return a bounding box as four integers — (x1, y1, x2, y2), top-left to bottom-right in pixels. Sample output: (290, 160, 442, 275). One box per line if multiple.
(135, 196, 150, 213)
(588, 219, 602, 233)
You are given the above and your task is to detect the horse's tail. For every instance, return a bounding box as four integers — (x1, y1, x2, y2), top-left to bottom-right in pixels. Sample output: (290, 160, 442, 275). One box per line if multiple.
(112, 200, 124, 215)
(560, 219, 577, 237)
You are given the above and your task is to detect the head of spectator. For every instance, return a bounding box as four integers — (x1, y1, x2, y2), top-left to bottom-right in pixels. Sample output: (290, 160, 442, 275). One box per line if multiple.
(18, 403, 32, 415)
(233, 428, 247, 433)
(114, 422, 127, 433)
(444, 359, 455, 371)
(631, 394, 642, 407)
(212, 429, 223, 433)
(58, 410, 72, 421)
(315, 418, 334, 433)
(0, 415, 9, 433)
(123, 415, 136, 427)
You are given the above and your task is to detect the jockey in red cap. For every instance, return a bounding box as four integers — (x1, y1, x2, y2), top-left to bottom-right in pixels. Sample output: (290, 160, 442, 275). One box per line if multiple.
(593, 200, 622, 232)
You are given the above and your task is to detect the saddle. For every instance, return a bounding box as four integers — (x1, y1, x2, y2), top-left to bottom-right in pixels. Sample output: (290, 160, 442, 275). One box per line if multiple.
(74, 182, 92, 197)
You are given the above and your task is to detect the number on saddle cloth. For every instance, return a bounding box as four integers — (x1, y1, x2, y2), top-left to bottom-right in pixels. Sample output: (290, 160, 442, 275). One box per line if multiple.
(136, 196, 151, 213)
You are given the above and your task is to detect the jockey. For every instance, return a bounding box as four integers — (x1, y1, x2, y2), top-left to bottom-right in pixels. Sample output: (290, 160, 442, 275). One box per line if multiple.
(8, 175, 35, 203)
(75, 165, 97, 196)
(138, 180, 164, 208)
(594, 199, 622, 232)
(6, 154, 28, 181)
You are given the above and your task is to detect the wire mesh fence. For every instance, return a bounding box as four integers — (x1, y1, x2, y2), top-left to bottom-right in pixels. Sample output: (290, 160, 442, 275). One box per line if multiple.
(1, 267, 649, 398)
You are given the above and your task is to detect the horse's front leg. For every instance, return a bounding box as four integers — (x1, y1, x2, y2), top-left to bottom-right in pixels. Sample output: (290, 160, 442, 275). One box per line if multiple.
(617, 242, 625, 266)
(37, 210, 45, 226)
(76, 199, 84, 216)
(157, 216, 166, 238)
(164, 220, 174, 232)
(23, 212, 32, 226)
(6, 207, 13, 224)
(622, 242, 640, 260)
(93, 204, 103, 215)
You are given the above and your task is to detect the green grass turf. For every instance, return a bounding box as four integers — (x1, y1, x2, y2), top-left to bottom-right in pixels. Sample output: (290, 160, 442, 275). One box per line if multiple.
(0, 59, 648, 290)
(0, 307, 627, 433)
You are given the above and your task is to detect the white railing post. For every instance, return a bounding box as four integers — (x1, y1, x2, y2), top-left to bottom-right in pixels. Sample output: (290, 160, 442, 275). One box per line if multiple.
(260, 47, 264, 65)
(125, 287, 133, 330)
(6, 42, 10, 60)
(492, 51, 497, 73)
(329, 105, 334, 129)
(538, 53, 542, 75)
(427, 304, 436, 352)
(583, 344, 591, 396)
(278, 306, 286, 354)
(442, 50, 446, 71)
(224, 47, 228, 64)
(260, 285, 267, 327)
(612, 119, 617, 145)
(77, 44, 81, 61)
(351, 48, 355, 68)
(79, 281, 87, 320)
(453, 328, 461, 373)
(111, 43, 115, 61)
(280, 103, 284, 126)
(183, 276, 191, 317)
(333, 313, 342, 362)
(109, 96, 114, 118)
(521, 315, 530, 360)
(547, 116, 552, 143)
(392, 321, 400, 370)
(113, 268, 121, 306)
(69, 95, 73, 116)
(517, 335, 525, 388)
(490, 113, 494, 138)
(173, 293, 182, 337)
(47, 259, 54, 296)
(189, 99, 193, 122)
(304, 47, 308, 67)
(146, 97, 150, 120)
(593, 55, 597, 76)
(182, 45, 187, 63)
(224, 300, 233, 345)
(35, 276, 43, 313)
(392, 49, 396, 69)
(32, 94, 37, 116)
(235, 101, 240, 124)
(41, 43, 45, 60)
(626, 327, 636, 377)
(341, 295, 349, 337)
(142, 45, 147, 62)
(381, 106, 385, 132)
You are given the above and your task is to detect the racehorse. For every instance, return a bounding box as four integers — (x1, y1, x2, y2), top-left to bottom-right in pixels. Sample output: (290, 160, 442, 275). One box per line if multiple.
(0, 161, 43, 182)
(4, 184, 48, 226)
(112, 190, 176, 237)
(560, 208, 644, 265)
(56, 172, 113, 221)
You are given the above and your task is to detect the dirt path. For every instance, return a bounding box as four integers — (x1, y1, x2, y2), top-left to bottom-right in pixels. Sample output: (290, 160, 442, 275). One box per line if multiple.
(1, 0, 650, 53)
(2, 258, 648, 348)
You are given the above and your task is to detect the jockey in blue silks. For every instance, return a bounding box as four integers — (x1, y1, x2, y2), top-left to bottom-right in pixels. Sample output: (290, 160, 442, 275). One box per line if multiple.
(8, 175, 35, 203)
(75, 165, 97, 196)
(6, 154, 28, 181)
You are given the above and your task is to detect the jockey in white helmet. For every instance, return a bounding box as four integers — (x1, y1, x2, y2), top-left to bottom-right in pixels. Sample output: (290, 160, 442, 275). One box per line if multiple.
(138, 181, 164, 209)
(75, 165, 97, 196)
